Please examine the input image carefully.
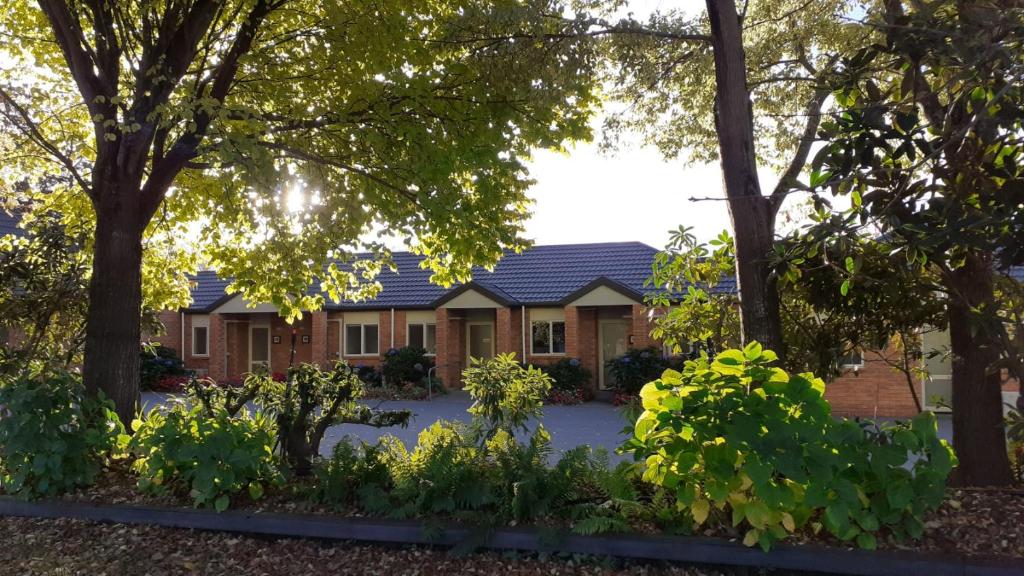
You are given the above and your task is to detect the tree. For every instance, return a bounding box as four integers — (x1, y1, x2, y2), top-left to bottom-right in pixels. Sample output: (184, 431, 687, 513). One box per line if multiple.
(0, 206, 89, 373)
(601, 0, 870, 355)
(648, 225, 945, 397)
(806, 0, 1024, 485)
(0, 1, 600, 423)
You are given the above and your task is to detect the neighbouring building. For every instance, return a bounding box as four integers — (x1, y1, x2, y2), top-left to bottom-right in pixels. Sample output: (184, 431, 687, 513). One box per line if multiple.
(149, 241, 1021, 419)
(0, 208, 1018, 419)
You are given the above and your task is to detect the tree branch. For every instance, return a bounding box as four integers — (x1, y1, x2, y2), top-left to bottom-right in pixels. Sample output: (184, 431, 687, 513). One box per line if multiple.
(769, 86, 830, 214)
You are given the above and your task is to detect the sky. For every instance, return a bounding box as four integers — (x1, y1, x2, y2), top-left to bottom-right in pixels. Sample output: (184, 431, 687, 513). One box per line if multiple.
(522, 135, 782, 250)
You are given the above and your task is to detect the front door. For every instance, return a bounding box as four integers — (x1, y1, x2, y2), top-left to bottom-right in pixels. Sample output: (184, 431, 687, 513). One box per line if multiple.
(467, 323, 494, 363)
(250, 325, 271, 373)
(599, 320, 630, 389)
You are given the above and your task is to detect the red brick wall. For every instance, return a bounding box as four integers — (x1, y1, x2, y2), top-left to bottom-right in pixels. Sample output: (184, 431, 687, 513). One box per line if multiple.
(149, 310, 181, 352)
(825, 346, 921, 418)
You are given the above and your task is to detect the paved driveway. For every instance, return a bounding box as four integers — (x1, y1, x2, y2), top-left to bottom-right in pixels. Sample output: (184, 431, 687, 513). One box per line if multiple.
(142, 390, 634, 459)
(140, 391, 954, 460)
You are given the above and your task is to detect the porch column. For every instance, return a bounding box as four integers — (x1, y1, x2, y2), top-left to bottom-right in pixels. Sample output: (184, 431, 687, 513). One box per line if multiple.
(208, 312, 226, 381)
(311, 311, 329, 368)
(436, 308, 460, 387)
(564, 305, 580, 359)
(495, 307, 515, 357)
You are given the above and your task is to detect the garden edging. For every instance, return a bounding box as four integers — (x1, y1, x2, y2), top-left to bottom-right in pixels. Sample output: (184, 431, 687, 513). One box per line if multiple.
(0, 497, 1019, 576)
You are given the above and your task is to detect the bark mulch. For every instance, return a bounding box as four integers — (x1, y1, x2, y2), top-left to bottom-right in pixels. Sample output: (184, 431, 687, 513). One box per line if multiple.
(57, 464, 1024, 561)
(0, 516, 728, 576)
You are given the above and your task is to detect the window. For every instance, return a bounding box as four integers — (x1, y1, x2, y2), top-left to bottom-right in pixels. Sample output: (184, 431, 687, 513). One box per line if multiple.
(407, 323, 437, 355)
(345, 323, 379, 356)
(531, 321, 565, 355)
(192, 326, 209, 356)
(840, 349, 864, 368)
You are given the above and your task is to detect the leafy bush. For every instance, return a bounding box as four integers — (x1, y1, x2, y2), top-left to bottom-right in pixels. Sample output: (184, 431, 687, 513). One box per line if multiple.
(381, 347, 434, 385)
(140, 344, 187, 390)
(622, 343, 956, 551)
(0, 371, 125, 498)
(152, 374, 190, 393)
(312, 437, 392, 510)
(352, 364, 382, 387)
(606, 347, 668, 394)
(362, 383, 431, 401)
(248, 362, 409, 475)
(542, 357, 591, 392)
(462, 353, 552, 441)
(129, 401, 280, 511)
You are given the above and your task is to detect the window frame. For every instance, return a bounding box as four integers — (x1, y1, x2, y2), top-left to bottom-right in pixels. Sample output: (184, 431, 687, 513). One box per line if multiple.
(344, 323, 379, 357)
(191, 325, 209, 357)
(530, 320, 566, 356)
(406, 322, 437, 356)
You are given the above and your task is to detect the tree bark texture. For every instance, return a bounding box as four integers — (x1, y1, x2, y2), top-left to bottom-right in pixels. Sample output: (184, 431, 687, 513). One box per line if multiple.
(945, 252, 1014, 487)
(82, 187, 145, 425)
(704, 0, 786, 357)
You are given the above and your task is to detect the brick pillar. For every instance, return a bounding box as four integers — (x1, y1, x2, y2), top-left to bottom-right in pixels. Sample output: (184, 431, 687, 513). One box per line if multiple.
(311, 311, 329, 368)
(496, 307, 514, 357)
(436, 308, 462, 387)
(564, 305, 580, 359)
(631, 304, 652, 349)
(208, 313, 226, 381)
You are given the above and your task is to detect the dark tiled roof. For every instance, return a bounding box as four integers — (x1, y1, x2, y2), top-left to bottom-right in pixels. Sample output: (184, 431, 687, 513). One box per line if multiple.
(189, 242, 731, 312)
(0, 210, 22, 238)
(188, 270, 234, 311)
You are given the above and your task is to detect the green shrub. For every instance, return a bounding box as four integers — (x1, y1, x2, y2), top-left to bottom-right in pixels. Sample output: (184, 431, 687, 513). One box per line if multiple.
(129, 401, 281, 511)
(248, 362, 409, 475)
(542, 357, 591, 392)
(0, 371, 125, 498)
(377, 421, 492, 519)
(140, 344, 187, 390)
(463, 353, 552, 441)
(312, 437, 392, 510)
(381, 347, 433, 385)
(606, 347, 668, 394)
(622, 343, 956, 551)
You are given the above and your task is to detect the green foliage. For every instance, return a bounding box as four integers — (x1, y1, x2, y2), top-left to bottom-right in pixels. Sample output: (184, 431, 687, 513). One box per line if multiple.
(381, 347, 433, 386)
(0, 211, 90, 374)
(622, 344, 956, 551)
(312, 438, 392, 511)
(463, 353, 552, 441)
(648, 227, 740, 356)
(0, 370, 126, 498)
(0, 0, 604, 320)
(139, 344, 187, 390)
(540, 357, 591, 392)
(606, 347, 668, 395)
(247, 362, 410, 475)
(129, 401, 280, 511)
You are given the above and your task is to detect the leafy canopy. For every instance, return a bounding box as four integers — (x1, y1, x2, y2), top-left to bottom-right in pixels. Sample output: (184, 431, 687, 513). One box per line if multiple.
(0, 0, 602, 318)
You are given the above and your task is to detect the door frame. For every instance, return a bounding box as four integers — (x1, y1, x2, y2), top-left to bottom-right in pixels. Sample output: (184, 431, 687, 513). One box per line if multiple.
(598, 319, 630, 390)
(465, 321, 495, 364)
(249, 323, 271, 373)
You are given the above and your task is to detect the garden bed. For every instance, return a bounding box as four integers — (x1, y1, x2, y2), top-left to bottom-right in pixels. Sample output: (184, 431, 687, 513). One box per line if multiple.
(1, 495, 1021, 576)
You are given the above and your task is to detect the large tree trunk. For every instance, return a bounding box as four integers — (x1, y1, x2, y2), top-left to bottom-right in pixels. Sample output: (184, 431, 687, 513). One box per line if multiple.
(82, 187, 145, 425)
(705, 0, 786, 357)
(946, 252, 1013, 487)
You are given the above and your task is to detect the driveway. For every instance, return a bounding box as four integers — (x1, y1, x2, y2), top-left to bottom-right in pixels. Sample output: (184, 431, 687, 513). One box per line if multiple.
(140, 391, 954, 461)
(141, 390, 634, 459)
